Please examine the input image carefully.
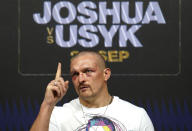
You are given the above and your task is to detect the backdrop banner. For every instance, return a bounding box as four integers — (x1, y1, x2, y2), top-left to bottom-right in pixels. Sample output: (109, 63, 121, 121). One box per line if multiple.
(18, 0, 180, 76)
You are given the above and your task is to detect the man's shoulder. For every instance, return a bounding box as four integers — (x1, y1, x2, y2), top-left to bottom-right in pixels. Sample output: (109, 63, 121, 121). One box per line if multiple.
(112, 97, 154, 130)
(113, 96, 145, 114)
(111, 96, 149, 124)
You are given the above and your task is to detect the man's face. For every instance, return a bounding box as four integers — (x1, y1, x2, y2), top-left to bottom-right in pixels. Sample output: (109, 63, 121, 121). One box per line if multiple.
(70, 54, 106, 99)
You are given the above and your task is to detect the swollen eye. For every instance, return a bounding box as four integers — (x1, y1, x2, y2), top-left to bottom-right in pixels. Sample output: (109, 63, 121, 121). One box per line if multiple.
(72, 72, 79, 77)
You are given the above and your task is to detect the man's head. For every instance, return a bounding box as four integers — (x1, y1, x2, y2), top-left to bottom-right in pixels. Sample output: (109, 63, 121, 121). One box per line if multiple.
(70, 51, 111, 101)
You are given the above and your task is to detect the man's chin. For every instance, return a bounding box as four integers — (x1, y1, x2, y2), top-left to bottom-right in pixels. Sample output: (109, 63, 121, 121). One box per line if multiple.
(79, 93, 93, 99)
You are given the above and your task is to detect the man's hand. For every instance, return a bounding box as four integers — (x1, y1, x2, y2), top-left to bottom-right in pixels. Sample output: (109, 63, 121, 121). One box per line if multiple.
(30, 62, 69, 131)
(43, 62, 69, 107)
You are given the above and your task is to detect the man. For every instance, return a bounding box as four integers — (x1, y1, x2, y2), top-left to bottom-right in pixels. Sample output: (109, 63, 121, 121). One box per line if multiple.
(30, 51, 154, 131)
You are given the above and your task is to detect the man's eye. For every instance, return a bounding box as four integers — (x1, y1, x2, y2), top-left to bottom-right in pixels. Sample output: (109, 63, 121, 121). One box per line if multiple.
(86, 70, 92, 73)
(85, 70, 94, 76)
(72, 72, 79, 77)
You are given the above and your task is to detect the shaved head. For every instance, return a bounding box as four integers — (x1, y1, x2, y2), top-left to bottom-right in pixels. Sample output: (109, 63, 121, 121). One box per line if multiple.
(70, 51, 106, 70)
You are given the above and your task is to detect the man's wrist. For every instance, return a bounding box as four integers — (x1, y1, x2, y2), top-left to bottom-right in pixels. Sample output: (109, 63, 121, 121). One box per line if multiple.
(41, 101, 55, 113)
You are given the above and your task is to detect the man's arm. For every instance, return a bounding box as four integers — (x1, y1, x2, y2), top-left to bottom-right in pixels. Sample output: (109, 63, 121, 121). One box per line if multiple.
(139, 109, 154, 131)
(30, 63, 69, 131)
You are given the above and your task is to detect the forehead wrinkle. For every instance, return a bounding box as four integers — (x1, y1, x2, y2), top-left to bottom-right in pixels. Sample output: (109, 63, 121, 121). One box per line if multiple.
(70, 53, 105, 72)
(70, 57, 98, 73)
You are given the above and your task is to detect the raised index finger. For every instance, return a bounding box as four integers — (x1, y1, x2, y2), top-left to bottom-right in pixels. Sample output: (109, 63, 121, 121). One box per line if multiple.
(55, 62, 61, 80)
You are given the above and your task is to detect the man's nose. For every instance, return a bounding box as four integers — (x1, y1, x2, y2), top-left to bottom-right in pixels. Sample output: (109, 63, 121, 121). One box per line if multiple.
(78, 73, 86, 83)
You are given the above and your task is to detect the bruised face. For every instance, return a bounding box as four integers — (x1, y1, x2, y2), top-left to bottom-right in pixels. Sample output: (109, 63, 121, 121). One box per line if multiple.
(70, 54, 109, 100)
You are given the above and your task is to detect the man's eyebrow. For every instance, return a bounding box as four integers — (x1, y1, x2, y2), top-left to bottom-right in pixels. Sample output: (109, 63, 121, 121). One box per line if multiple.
(83, 67, 96, 70)
(83, 67, 90, 70)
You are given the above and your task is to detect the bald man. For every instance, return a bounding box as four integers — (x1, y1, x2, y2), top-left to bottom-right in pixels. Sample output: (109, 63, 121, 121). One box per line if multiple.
(30, 51, 154, 131)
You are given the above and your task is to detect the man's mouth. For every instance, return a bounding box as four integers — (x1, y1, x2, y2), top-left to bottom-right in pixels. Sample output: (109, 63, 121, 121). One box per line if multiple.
(79, 85, 89, 90)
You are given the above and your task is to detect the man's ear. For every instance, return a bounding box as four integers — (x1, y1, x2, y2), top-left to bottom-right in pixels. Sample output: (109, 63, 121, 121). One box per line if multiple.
(104, 68, 111, 81)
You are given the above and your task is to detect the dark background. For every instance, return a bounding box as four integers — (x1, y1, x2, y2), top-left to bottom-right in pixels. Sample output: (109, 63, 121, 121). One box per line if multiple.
(0, 0, 192, 131)
(20, 0, 179, 75)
